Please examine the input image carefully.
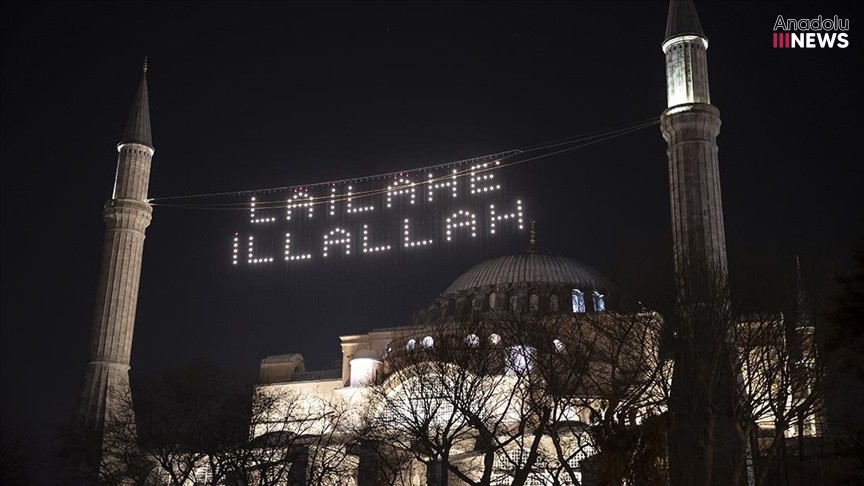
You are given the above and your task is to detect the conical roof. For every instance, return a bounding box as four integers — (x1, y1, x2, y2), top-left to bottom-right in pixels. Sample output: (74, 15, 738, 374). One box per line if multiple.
(664, 0, 705, 42)
(120, 72, 152, 148)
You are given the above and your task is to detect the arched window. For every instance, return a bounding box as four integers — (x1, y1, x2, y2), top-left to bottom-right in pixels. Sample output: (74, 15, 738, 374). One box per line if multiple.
(505, 345, 535, 376)
(593, 291, 606, 312)
(406, 339, 416, 351)
(571, 289, 585, 313)
(422, 336, 434, 348)
(550, 294, 559, 312)
(465, 334, 480, 348)
(350, 358, 381, 386)
(489, 293, 497, 309)
(553, 339, 566, 353)
(529, 294, 540, 311)
(489, 333, 502, 345)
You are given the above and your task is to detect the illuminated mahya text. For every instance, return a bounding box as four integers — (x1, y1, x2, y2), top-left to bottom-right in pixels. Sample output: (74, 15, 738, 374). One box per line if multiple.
(232, 159, 526, 265)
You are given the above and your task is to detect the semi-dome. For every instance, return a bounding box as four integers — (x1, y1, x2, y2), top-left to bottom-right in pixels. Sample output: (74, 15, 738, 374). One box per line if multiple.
(444, 253, 610, 296)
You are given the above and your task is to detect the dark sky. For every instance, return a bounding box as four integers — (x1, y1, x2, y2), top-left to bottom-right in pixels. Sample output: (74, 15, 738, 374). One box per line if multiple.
(1, 0, 860, 478)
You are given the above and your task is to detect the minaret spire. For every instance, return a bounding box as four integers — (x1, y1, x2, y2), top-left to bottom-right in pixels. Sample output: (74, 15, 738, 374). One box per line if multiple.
(665, 0, 705, 41)
(119, 62, 152, 149)
(76, 63, 156, 454)
(794, 255, 812, 328)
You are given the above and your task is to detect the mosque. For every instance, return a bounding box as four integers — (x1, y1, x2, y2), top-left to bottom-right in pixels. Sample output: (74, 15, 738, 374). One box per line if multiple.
(253, 249, 663, 484)
(74, 0, 823, 484)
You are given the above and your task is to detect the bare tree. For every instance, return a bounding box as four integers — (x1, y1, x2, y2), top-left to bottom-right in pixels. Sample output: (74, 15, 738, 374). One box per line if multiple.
(177, 385, 355, 486)
(730, 311, 827, 486)
(493, 308, 670, 485)
(665, 262, 748, 486)
(361, 306, 670, 486)
(63, 362, 359, 486)
(364, 319, 523, 485)
(663, 260, 834, 486)
(62, 363, 325, 486)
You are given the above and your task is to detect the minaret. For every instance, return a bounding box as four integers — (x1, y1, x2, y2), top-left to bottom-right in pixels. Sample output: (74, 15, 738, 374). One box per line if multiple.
(661, 3, 741, 485)
(660, 0, 728, 299)
(791, 256, 822, 437)
(76, 61, 154, 435)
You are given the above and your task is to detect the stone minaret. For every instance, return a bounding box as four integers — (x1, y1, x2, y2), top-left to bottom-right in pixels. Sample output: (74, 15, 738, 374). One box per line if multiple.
(661, 3, 740, 485)
(77, 62, 153, 435)
(660, 0, 727, 299)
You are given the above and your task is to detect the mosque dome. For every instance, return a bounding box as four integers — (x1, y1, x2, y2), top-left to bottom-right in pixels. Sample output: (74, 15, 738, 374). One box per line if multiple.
(411, 253, 611, 325)
(443, 253, 610, 296)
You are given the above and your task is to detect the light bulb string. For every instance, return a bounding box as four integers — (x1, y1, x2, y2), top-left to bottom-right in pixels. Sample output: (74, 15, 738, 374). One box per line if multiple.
(149, 117, 659, 211)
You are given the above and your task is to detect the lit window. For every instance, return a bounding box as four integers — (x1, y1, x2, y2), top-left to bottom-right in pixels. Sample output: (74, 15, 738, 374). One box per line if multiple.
(593, 291, 605, 312)
(422, 336, 434, 348)
(571, 289, 585, 313)
(466, 334, 480, 348)
(553, 339, 565, 353)
(406, 339, 416, 351)
(489, 333, 501, 345)
(506, 345, 535, 376)
(194, 466, 213, 483)
(350, 358, 380, 387)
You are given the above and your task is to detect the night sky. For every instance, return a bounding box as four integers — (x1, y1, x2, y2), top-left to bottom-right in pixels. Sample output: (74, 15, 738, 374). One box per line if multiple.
(1, 0, 860, 478)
